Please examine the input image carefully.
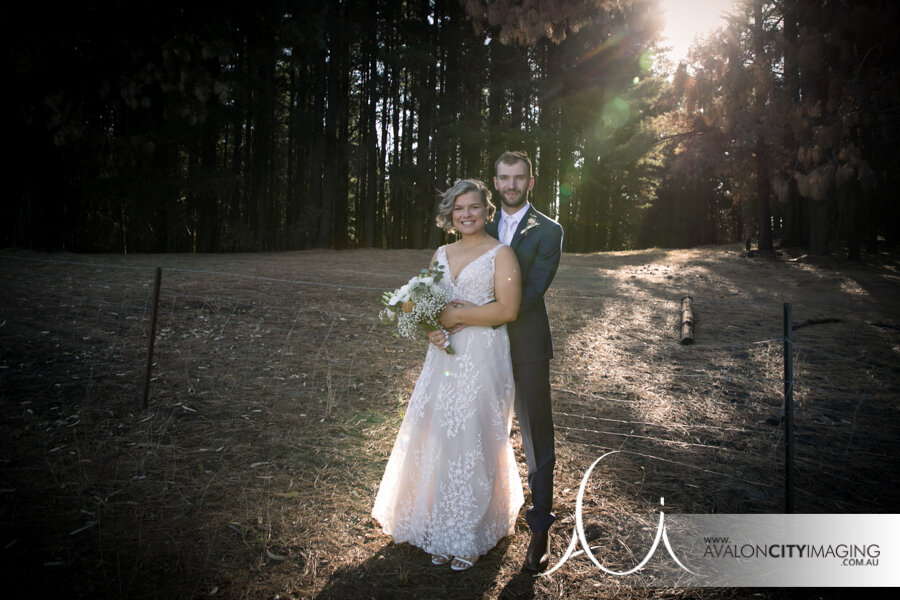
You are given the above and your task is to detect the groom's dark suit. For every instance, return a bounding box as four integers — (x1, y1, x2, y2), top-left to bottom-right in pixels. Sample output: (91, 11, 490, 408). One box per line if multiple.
(486, 204, 563, 534)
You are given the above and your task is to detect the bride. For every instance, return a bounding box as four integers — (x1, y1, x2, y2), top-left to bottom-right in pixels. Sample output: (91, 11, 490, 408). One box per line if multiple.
(372, 179, 524, 571)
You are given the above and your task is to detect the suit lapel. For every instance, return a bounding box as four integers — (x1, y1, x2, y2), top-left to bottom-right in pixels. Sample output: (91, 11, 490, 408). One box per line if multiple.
(509, 206, 536, 250)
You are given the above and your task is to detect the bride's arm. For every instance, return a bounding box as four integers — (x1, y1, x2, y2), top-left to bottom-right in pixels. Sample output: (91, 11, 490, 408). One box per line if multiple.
(439, 246, 521, 328)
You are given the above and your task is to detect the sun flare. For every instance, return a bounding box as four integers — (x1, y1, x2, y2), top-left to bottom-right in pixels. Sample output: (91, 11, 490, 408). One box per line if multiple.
(659, 0, 736, 63)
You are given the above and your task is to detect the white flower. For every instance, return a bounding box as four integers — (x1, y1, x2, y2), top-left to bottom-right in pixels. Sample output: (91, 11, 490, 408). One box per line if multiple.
(389, 283, 412, 305)
(379, 306, 397, 323)
(520, 215, 540, 237)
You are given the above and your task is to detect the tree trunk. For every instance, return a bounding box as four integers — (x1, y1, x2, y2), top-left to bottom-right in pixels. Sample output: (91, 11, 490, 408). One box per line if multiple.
(755, 141, 773, 252)
(308, 49, 327, 249)
(753, 1, 773, 253)
(837, 166, 860, 261)
(316, 1, 343, 249)
(782, 175, 805, 247)
(798, 0, 830, 254)
(488, 37, 508, 163)
(252, 50, 276, 251)
(536, 39, 561, 218)
(330, 30, 351, 250)
(363, 9, 378, 248)
(781, 0, 803, 247)
(196, 120, 219, 252)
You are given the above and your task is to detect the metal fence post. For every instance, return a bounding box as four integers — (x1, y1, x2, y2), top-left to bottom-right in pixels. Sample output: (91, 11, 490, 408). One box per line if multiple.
(784, 302, 794, 513)
(143, 267, 162, 409)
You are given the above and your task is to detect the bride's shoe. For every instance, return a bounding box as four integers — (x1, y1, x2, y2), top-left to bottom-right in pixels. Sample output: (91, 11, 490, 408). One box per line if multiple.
(431, 553, 450, 565)
(450, 556, 478, 571)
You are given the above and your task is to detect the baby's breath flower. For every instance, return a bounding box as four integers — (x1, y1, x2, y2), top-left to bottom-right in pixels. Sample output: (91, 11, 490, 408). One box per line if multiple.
(379, 263, 454, 353)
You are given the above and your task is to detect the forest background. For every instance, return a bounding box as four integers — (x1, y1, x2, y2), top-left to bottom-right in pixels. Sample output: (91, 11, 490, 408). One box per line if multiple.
(7, 0, 899, 257)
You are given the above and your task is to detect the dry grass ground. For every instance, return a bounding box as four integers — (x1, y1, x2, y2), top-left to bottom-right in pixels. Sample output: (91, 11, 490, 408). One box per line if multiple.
(0, 244, 897, 599)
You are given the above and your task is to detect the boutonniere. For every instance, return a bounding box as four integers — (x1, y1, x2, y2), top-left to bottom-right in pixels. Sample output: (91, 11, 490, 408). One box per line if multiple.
(520, 215, 540, 237)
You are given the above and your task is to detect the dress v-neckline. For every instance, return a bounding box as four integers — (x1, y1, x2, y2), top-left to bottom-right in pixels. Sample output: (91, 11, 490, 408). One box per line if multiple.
(445, 244, 500, 283)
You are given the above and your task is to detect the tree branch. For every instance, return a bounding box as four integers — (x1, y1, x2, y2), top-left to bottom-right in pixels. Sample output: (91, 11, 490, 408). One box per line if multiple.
(654, 129, 713, 146)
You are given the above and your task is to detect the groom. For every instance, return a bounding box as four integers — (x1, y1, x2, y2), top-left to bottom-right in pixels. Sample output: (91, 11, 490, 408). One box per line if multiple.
(486, 151, 563, 571)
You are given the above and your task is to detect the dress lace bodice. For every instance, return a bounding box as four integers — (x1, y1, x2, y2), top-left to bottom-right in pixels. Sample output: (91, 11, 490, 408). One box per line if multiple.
(437, 244, 502, 307)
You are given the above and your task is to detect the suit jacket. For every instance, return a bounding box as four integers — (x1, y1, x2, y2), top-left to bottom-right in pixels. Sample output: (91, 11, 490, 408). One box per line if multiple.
(486, 205, 563, 364)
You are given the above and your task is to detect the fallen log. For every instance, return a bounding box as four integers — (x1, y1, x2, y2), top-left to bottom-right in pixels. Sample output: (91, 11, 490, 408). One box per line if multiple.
(792, 317, 843, 331)
(869, 321, 900, 332)
(680, 296, 694, 345)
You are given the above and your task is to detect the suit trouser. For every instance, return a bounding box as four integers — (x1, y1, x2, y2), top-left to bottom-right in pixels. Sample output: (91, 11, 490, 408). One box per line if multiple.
(513, 359, 556, 533)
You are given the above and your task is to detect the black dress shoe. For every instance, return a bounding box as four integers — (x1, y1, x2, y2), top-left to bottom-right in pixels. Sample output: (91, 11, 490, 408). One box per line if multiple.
(524, 530, 551, 572)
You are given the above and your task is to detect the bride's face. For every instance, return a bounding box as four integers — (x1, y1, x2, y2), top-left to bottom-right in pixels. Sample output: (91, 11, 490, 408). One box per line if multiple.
(452, 191, 487, 234)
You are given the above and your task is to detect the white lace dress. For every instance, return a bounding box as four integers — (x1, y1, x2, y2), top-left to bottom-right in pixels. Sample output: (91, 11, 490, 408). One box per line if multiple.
(372, 243, 524, 559)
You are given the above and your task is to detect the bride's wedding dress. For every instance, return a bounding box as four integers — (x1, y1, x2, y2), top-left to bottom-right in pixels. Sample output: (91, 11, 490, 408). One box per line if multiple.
(372, 243, 523, 559)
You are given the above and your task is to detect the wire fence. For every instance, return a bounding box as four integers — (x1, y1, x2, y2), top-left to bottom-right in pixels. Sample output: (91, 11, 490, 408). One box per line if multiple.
(1, 252, 898, 515)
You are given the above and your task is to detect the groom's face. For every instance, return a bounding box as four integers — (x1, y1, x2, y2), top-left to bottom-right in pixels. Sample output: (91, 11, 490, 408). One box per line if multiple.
(494, 160, 534, 212)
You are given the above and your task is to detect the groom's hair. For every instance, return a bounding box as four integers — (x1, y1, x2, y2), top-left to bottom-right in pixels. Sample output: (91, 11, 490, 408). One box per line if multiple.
(495, 151, 533, 177)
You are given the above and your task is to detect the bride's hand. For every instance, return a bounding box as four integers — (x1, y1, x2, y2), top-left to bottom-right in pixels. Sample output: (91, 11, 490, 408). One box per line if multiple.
(449, 299, 476, 309)
(446, 323, 469, 334)
(428, 328, 450, 349)
(439, 304, 459, 329)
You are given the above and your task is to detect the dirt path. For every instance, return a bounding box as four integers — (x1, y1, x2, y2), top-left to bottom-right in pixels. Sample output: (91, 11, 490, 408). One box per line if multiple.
(1, 245, 897, 599)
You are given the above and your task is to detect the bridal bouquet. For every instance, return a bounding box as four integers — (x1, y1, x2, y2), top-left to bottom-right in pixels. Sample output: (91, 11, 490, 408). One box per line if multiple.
(380, 262, 455, 354)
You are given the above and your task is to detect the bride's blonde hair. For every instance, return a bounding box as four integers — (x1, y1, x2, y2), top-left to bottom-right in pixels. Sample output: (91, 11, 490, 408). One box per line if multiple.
(434, 179, 495, 232)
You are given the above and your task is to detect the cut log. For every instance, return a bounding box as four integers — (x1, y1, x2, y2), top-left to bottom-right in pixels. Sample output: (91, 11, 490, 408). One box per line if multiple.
(870, 321, 900, 332)
(792, 317, 842, 330)
(680, 296, 694, 345)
